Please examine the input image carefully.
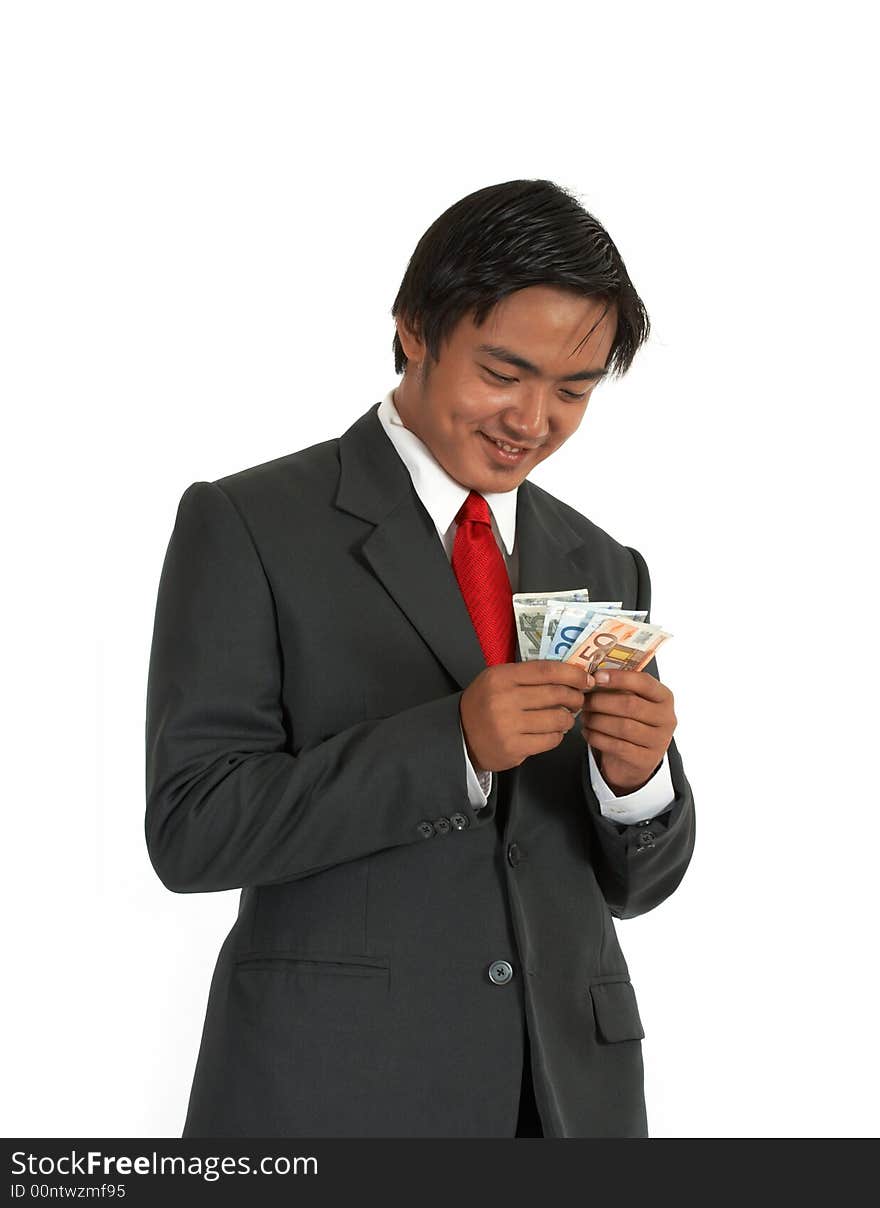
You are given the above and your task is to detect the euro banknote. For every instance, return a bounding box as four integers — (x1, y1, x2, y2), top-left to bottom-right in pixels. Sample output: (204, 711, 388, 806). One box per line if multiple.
(512, 587, 672, 672)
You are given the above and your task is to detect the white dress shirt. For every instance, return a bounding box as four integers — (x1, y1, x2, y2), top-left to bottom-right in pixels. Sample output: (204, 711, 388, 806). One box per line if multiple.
(375, 386, 675, 825)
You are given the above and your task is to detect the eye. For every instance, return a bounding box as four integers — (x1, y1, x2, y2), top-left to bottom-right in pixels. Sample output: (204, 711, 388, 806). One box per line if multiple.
(483, 366, 588, 401)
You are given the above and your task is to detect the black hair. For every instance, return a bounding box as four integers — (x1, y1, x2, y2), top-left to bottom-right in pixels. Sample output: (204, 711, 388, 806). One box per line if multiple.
(391, 179, 650, 380)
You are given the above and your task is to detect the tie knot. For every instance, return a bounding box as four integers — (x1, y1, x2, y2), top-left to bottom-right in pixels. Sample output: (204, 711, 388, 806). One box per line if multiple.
(455, 489, 491, 527)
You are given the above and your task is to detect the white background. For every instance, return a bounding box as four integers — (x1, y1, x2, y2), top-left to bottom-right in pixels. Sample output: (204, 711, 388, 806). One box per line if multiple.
(2, 1, 877, 1138)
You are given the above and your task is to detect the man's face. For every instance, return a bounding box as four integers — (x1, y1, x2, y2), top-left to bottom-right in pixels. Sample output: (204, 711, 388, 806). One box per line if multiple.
(393, 285, 618, 494)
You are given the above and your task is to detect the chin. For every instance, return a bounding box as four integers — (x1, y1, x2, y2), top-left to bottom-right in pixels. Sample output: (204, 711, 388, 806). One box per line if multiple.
(479, 472, 524, 493)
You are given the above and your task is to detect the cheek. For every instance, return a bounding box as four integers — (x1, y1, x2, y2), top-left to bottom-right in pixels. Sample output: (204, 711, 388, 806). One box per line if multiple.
(556, 410, 588, 443)
(444, 400, 493, 439)
(457, 391, 497, 423)
(533, 424, 575, 465)
(547, 425, 575, 451)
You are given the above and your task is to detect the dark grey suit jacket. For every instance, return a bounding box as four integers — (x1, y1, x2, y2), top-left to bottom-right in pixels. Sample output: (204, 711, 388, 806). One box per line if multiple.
(144, 400, 696, 1138)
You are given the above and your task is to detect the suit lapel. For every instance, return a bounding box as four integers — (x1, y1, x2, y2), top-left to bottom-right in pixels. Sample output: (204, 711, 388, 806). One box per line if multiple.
(335, 402, 598, 691)
(336, 403, 484, 690)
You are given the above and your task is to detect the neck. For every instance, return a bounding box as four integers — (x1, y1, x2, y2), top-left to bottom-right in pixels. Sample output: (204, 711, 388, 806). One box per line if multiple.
(392, 378, 413, 423)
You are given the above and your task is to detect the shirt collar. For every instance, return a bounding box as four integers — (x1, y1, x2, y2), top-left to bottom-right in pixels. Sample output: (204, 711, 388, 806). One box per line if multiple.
(375, 386, 518, 553)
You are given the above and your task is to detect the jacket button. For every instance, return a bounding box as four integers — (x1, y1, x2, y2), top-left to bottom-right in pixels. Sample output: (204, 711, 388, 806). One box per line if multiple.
(638, 830, 655, 844)
(488, 960, 514, 985)
(417, 821, 435, 839)
(434, 816, 451, 835)
(507, 842, 522, 866)
(450, 813, 469, 830)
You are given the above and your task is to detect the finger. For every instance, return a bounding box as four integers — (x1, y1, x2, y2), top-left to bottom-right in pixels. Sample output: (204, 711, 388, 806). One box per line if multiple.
(584, 730, 648, 765)
(582, 690, 667, 727)
(581, 713, 657, 750)
(521, 706, 581, 735)
(515, 659, 595, 691)
(584, 728, 657, 763)
(519, 683, 590, 713)
(589, 668, 668, 701)
(519, 731, 570, 759)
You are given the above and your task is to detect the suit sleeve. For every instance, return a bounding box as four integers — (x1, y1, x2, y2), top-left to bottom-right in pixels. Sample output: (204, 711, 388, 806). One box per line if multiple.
(144, 480, 496, 894)
(580, 544, 696, 919)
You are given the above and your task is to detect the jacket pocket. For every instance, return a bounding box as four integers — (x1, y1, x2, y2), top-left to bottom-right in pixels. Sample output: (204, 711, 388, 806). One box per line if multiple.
(589, 976, 645, 1043)
(233, 949, 390, 979)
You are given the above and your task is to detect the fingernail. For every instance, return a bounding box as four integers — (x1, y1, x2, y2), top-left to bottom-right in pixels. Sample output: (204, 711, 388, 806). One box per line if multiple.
(595, 671, 610, 683)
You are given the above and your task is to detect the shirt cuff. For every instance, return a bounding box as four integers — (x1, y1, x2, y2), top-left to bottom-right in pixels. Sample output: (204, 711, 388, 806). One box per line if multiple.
(587, 745, 675, 825)
(460, 722, 492, 807)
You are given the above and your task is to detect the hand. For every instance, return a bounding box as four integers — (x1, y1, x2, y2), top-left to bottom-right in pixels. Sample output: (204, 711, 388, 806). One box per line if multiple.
(460, 660, 595, 773)
(580, 668, 677, 794)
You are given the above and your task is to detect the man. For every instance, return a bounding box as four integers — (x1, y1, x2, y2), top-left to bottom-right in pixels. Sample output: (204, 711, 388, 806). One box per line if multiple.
(145, 178, 696, 1139)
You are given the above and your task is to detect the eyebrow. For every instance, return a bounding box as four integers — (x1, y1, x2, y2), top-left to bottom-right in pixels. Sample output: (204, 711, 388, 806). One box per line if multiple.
(475, 343, 608, 382)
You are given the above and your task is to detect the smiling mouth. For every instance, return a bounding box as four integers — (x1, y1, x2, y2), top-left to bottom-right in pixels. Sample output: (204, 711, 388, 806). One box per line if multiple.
(479, 431, 535, 455)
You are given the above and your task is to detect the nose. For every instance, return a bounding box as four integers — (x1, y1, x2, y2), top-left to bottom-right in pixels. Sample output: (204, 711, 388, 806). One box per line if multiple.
(502, 387, 550, 445)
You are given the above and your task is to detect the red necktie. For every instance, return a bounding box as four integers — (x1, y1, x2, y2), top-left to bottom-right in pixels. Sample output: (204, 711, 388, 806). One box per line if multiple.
(452, 490, 516, 666)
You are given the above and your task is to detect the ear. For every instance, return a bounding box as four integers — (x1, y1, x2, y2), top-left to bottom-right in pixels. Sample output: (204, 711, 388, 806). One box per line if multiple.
(395, 313, 427, 365)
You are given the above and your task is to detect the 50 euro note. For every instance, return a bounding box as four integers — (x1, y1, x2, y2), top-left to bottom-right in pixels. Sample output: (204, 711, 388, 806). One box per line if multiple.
(563, 614, 673, 676)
